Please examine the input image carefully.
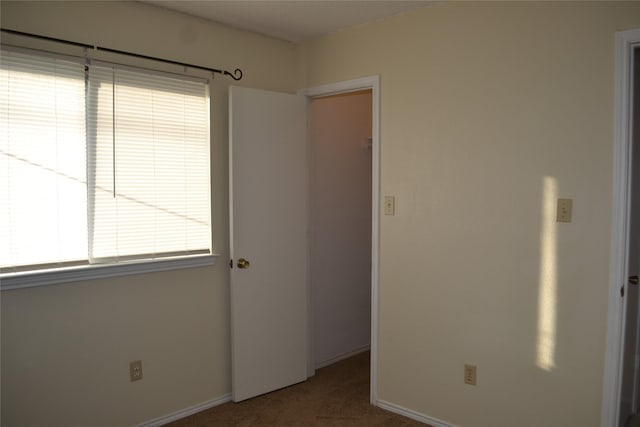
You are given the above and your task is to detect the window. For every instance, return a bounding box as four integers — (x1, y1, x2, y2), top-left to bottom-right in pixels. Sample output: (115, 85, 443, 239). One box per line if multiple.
(1, 47, 213, 289)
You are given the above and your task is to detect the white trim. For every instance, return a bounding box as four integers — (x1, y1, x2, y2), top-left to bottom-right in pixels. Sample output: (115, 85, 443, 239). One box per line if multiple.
(299, 75, 381, 405)
(301, 76, 377, 98)
(0, 254, 219, 291)
(376, 400, 458, 427)
(315, 344, 371, 369)
(138, 393, 232, 427)
(305, 91, 315, 379)
(603, 28, 640, 427)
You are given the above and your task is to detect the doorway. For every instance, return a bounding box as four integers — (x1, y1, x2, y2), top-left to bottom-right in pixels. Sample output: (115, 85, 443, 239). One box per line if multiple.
(229, 78, 380, 404)
(300, 76, 380, 404)
(309, 90, 373, 371)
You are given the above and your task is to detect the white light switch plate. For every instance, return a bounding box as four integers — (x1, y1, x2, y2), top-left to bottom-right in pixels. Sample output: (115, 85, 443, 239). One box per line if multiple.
(557, 198, 572, 223)
(384, 196, 395, 216)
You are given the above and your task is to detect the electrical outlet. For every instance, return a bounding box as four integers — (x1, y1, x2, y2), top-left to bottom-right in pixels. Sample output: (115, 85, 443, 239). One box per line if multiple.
(464, 364, 477, 386)
(130, 360, 143, 382)
(557, 198, 572, 223)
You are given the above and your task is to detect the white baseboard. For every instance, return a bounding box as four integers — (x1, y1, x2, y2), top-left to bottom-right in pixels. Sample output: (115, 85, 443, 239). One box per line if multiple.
(139, 393, 232, 427)
(315, 344, 371, 369)
(376, 399, 458, 427)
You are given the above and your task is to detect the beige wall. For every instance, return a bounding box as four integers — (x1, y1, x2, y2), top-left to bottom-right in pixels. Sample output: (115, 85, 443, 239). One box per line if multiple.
(0, 2, 297, 426)
(4, 1, 640, 427)
(299, 2, 640, 426)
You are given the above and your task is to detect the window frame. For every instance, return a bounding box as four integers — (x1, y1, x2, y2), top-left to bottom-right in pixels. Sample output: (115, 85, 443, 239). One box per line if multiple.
(0, 46, 218, 291)
(0, 254, 218, 290)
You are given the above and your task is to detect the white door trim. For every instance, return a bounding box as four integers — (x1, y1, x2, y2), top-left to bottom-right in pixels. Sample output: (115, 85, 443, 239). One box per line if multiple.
(603, 28, 640, 427)
(299, 75, 381, 405)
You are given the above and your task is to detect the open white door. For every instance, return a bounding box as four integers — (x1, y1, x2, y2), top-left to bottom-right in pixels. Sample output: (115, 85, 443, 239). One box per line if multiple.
(229, 86, 308, 402)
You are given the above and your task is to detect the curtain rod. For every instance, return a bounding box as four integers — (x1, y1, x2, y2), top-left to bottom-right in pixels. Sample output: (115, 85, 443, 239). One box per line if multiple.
(0, 28, 243, 81)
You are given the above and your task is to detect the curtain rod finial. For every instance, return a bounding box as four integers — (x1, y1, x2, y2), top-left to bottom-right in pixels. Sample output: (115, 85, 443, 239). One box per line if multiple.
(224, 68, 243, 81)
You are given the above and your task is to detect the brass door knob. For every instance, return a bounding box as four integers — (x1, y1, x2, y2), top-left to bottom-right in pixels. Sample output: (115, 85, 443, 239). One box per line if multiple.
(630, 275, 639, 285)
(237, 258, 250, 269)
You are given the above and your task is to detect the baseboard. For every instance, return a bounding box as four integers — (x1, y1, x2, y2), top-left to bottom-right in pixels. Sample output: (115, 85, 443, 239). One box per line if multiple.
(315, 344, 371, 369)
(139, 393, 232, 427)
(376, 399, 458, 427)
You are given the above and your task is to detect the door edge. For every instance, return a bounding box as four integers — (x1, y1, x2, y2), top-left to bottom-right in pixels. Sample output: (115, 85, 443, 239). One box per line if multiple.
(603, 28, 640, 427)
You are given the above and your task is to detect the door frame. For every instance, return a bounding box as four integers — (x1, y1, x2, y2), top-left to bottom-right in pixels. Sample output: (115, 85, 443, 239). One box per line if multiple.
(603, 28, 640, 427)
(299, 75, 380, 404)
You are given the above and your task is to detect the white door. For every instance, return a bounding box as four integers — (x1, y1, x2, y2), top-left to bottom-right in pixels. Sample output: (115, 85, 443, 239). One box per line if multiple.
(229, 86, 308, 402)
(620, 48, 640, 426)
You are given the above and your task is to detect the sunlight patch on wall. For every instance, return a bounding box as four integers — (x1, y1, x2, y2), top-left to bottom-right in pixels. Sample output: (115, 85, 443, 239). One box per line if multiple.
(537, 176, 558, 371)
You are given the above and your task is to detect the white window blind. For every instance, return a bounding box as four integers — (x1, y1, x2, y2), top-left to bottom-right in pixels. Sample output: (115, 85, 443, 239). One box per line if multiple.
(0, 49, 87, 271)
(86, 64, 211, 263)
(1, 47, 212, 279)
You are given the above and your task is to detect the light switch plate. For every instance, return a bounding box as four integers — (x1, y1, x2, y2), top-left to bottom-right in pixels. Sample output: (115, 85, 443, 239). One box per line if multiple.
(557, 198, 572, 223)
(384, 196, 395, 216)
(464, 364, 477, 386)
(130, 360, 143, 382)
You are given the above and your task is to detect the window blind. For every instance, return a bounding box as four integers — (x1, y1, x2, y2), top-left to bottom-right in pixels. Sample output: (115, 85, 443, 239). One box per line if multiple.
(86, 63, 211, 263)
(0, 49, 87, 270)
(1, 47, 212, 275)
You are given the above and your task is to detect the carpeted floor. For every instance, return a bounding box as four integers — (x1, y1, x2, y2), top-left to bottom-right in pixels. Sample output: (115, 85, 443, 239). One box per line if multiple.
(166, 351, 428, 426)
(627, 414, 640, 427)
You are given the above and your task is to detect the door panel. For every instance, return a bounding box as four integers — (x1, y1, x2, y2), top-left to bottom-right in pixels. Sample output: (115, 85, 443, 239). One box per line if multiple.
(229, 86, 308, 402)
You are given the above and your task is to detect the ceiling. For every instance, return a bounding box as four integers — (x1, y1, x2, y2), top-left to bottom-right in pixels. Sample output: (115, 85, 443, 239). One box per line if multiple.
(141, 1, 435, 43)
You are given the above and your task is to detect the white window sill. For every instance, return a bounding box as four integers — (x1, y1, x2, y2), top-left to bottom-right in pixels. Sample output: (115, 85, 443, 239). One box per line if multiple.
(0, 254, 220, 291)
